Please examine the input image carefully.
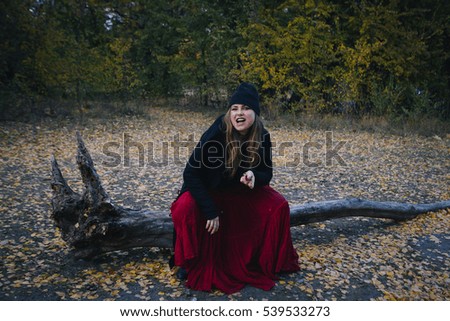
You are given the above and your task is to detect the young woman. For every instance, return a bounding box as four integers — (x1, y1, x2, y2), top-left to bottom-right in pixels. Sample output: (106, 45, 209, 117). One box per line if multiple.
(170, 82, 299, 294)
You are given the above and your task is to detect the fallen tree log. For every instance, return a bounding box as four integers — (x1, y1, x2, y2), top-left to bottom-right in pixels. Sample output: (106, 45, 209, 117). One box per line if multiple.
(50, 133, 450, 259)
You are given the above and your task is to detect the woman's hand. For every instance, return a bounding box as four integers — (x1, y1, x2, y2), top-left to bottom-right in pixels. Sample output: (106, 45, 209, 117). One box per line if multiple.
(240, 170, 255, 189)
(206, 217, 220, 235)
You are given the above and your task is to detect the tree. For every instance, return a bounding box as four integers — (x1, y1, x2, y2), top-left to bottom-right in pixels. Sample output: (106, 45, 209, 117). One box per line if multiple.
(130, 0, 250, 103)
(232, 0, 449, 117)
(336, 0, 428, 114)
(0, 0, 29, 89)
(236, 0, 343, 112)
(0, 0, 47, 111)
(33, 1, 109, 103)
(167, 0, 237, 105)
(50, 133, 450, 259)
(2, 0, 448, 117)
(396, 0, 450, 118)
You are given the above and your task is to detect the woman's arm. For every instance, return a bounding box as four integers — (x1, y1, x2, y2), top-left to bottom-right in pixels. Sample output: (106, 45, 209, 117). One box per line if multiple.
(183, 152, 220, 220)
(182, 116, 225, 220)
(252, 131, 273, 187)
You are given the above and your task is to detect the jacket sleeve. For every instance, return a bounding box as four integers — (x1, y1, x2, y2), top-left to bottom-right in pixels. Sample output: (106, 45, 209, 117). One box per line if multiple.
(182, 116, 224, 220)
(252, 131, 273, 187)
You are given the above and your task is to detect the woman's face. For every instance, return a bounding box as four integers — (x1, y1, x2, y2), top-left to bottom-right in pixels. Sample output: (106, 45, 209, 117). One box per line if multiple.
(230, 104, 256, 135)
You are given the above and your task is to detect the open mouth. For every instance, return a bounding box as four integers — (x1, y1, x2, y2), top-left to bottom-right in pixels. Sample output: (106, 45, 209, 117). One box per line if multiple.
(236, 118, 246, 123)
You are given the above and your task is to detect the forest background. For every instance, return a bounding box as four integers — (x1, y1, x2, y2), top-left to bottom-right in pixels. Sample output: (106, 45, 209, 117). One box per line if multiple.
(0, 0, 449, 131)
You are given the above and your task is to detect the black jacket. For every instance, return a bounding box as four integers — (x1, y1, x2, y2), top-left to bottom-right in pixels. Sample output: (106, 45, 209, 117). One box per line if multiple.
(180, 115, 273, 219)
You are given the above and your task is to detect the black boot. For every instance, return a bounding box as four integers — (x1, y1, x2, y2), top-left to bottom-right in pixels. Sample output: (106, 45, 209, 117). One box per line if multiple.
(176, 267, 188, 280)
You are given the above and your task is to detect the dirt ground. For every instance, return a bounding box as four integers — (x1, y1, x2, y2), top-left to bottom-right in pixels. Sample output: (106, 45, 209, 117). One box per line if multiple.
(1, 107, 449, 301)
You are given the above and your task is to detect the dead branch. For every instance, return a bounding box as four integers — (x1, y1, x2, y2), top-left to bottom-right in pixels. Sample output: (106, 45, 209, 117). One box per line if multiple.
(50, 133, 450, 259)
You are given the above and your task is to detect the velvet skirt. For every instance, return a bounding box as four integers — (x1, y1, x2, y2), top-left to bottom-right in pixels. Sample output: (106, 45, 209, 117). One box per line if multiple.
(170, 185, 300, 294)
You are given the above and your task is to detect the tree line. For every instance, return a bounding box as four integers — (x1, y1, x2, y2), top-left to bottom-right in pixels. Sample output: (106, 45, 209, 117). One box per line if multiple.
(1, 0, 449, 118)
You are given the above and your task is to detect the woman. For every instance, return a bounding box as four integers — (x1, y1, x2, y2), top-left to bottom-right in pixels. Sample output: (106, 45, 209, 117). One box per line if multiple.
(171, 82, 299, 294)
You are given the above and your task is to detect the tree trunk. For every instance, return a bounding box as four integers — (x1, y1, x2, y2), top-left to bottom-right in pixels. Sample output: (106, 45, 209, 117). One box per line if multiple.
(50, 132, 450, 259)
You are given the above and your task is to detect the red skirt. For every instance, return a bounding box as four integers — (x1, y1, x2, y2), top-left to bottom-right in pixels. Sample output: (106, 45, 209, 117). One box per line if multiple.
(171, 185, 299, 294)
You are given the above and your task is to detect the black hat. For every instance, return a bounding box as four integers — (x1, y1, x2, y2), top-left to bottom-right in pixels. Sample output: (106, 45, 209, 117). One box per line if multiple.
(228, 82, 260, 116)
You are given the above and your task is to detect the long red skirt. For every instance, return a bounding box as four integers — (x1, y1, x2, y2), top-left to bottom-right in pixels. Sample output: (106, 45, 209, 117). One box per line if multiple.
(171, 185, 299, 294)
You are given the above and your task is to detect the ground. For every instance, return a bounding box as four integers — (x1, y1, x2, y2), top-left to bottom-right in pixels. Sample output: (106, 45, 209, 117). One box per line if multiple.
(0, 107, 449, 301)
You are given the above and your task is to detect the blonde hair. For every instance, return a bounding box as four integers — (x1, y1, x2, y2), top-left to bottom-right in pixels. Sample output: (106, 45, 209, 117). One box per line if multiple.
(223, 109, 263, 178)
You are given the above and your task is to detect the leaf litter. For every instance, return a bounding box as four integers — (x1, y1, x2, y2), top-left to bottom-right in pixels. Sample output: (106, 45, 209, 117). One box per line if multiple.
(0, 107, 449, 301)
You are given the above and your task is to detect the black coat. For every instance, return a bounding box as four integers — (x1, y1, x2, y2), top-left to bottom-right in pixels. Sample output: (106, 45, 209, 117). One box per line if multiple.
(180, 115, 273, 220)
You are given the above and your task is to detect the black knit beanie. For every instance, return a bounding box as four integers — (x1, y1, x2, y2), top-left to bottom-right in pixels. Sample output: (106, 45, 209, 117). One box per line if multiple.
(228, 82, 260, 116)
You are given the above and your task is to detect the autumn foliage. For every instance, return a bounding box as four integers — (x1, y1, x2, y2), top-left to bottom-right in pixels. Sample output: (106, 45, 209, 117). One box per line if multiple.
(1, 108, 449, 300)
(1, 0, 449, 119)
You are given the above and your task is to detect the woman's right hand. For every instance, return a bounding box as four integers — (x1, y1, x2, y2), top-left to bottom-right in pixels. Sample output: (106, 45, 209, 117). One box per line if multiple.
(206, 217, 220, 235)
(240, 170, 255, 189)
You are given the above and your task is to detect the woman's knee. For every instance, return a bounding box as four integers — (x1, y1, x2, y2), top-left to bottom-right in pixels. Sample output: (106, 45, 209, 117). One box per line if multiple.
(171, 191, 199, 222)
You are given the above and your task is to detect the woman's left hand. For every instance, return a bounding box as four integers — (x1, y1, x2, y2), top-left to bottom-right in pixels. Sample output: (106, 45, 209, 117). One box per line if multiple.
(206, 217, 220, 235)
(240, 170, 255, 189)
